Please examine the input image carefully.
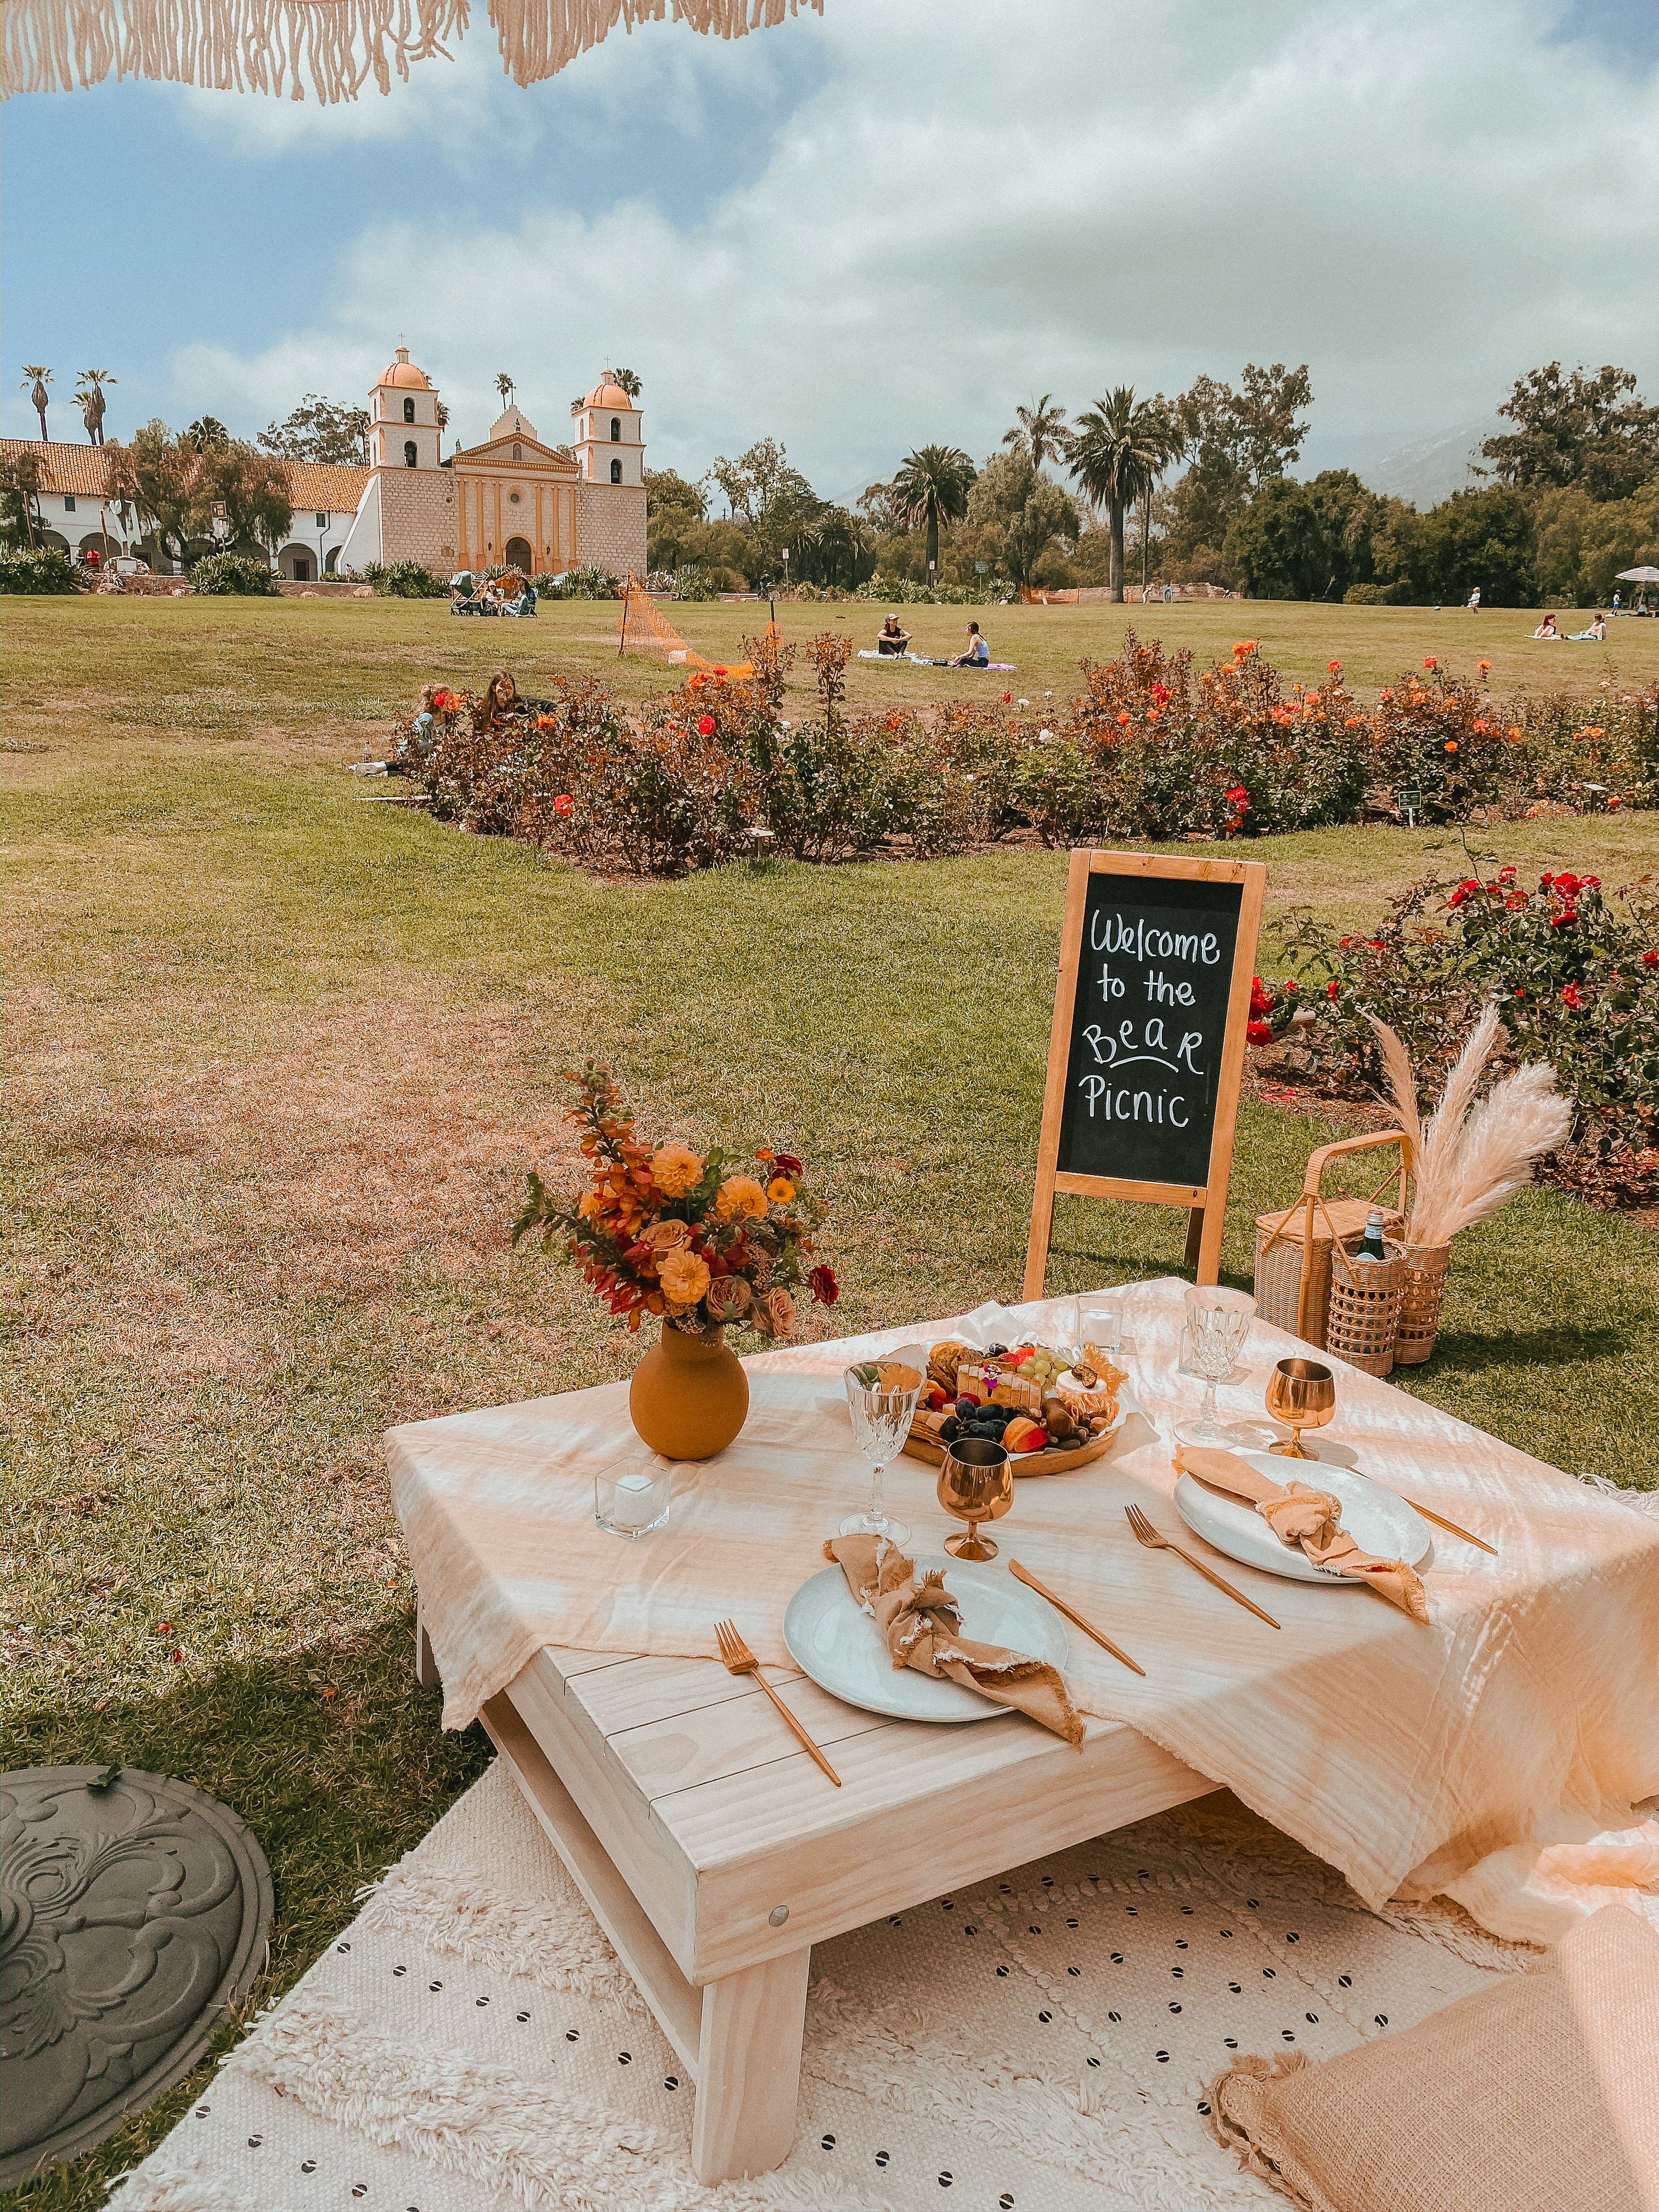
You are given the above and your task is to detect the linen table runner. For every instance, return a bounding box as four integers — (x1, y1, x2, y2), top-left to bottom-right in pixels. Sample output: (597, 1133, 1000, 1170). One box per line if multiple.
(387, 1279, 1659, 1945)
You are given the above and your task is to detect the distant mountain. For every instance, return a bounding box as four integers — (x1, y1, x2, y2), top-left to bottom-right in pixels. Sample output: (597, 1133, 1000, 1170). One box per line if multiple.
(1359, 420, 1500, 509)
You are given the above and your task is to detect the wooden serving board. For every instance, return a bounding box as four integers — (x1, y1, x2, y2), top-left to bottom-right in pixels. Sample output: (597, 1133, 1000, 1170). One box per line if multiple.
(900, 1424, 1117, 1477)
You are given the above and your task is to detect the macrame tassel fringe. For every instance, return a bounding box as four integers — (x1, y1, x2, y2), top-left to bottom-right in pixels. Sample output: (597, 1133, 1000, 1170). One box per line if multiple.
(2, 0, 820, 98)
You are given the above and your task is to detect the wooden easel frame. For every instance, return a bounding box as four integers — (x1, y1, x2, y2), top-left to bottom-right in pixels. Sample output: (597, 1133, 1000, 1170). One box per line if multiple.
(1022, 848, 1268, 1299)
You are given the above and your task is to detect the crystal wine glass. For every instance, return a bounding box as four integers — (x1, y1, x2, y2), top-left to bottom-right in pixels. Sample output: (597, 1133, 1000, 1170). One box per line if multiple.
(1176, 1289, 1256, 1449)
(841, 1364, 921, 1544)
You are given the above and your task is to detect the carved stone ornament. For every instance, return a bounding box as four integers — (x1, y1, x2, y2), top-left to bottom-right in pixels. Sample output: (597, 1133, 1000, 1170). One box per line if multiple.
(0, 1767, 274, 2190)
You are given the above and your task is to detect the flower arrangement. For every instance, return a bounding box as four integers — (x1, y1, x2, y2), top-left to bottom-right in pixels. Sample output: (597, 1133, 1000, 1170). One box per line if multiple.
(512, 1063, 838, 1337)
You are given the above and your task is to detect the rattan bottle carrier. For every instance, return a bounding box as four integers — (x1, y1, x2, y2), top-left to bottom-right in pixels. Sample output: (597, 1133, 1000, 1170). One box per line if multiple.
(1253, 1131, 1415, 1362)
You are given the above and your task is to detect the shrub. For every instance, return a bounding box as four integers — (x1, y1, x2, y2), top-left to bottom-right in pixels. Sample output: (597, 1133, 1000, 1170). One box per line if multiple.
(1272, 866, 1659, 1205)
(537, 566, 622, 601)
(190, 552, 278, 596)
(854, 574, 1019, 606)
(0, 547, 88, 594)
(671, 565, 720, 601)
(743, 633, 902, 861)
(1342, 581, 1406, 606)
(362, 558, 447, 598)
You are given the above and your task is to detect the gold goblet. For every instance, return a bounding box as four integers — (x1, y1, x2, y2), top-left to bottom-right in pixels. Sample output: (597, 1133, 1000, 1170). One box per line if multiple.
(937, 1438, 1014, 1560)
(1265, 1357, 1336, 1458)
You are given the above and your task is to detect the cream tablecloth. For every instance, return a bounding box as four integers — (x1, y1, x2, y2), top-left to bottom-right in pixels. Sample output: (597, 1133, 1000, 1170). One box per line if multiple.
(386, 1278, 1659, 1946)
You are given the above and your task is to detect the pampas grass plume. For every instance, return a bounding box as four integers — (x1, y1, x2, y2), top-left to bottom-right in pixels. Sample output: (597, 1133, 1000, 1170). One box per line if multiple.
(1365, 1014, 1424, 1167)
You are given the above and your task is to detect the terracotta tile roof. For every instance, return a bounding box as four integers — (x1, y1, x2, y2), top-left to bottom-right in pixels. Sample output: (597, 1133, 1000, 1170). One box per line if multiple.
(285, 461, 371, 512)
(0, 441, 370, 514)
(0, 440, 117, 497)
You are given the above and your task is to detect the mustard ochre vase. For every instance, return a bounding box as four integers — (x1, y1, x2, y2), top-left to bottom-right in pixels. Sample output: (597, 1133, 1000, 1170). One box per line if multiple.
(628, 1321, 749, 1460)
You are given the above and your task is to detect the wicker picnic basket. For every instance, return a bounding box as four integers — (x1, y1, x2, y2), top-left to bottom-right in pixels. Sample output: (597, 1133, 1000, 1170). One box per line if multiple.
(1253, 1131, 1414, 1352)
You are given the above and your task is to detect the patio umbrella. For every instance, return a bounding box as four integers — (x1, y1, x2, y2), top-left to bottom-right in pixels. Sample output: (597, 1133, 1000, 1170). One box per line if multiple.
(1, 0, 818, 102)
(1615, 567, 1659, 584)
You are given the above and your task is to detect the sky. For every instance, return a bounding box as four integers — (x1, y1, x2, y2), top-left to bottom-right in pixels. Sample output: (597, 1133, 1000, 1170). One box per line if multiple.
(4, 0, 1658, 506)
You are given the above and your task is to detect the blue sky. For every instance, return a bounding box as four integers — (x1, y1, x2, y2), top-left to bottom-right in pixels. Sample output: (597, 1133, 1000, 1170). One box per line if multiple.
(4, 0, 1657, 501)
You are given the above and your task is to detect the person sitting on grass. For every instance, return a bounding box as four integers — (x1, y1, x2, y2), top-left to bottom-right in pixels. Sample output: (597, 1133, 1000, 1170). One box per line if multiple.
(1568, 613, 1607, 642)
(876, 613, 911, 656)
(949, 621, 990, 668)
(1533, 612, 1560, 640)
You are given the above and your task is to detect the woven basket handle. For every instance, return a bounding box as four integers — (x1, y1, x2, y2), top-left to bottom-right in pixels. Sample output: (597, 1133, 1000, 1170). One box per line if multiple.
(1301, 1127, 1415, 1199)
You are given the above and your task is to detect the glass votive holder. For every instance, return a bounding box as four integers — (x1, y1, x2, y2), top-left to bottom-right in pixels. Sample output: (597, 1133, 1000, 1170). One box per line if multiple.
(595, 1465, 672, 1539)
(1080, 1293, 1126, 1357)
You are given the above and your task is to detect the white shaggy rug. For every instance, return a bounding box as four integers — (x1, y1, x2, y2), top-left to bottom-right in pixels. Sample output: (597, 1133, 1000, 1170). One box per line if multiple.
(111, 1762, 1529, 2212)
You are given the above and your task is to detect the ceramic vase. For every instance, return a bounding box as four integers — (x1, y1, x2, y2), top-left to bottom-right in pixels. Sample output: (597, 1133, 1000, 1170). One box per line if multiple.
(628, 1321, 748, 1460)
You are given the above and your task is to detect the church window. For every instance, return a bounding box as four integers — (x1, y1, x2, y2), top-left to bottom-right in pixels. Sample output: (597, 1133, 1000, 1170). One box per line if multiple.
(404, 441, 418, 468)
(64, 494, 77, 511)
(610, 417, 621, 442)
(610, 457, 622, 483)
(513, 444, 521, 461)
(315, 511, 327, 527)
(403, 397, 415, 424)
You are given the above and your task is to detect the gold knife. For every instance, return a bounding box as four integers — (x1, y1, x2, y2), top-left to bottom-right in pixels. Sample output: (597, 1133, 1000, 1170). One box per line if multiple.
(1009, 1560, 1147, 1677)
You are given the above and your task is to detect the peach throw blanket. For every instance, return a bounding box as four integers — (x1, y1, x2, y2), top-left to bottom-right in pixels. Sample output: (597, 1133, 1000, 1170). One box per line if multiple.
(388, 1279, 1659, 1946)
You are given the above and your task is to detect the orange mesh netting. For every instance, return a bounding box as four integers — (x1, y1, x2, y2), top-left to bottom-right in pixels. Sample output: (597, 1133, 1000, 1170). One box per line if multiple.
(615, 572, 774, 681)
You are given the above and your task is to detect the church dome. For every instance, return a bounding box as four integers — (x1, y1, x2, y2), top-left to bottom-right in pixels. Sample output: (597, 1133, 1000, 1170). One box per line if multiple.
(379, 346, 431, 390)
(488, 404, 539, 443)
(583, 379, 635, 411)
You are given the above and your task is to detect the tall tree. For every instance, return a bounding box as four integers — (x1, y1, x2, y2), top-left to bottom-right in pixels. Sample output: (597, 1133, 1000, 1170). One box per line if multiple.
(258, 393, 370, 466)
(76, 369, 116, 446)
(966, 448, 1079, 585)
(130, 421, 200, 567)
(1068, 388, 1170, 601)
(0, 449, 43, 546)
(891, 444, 975, 579)
(706, 437, 818, 582)
(201, 443, 294, 557)
(184, 417, 230, 453)
(495, 373, 516, 408)
(21, 366, 51, 440)
(610, 368, 642, 398)
(1001, 394, 1069, 473)
(1480, 362, 1659, 504)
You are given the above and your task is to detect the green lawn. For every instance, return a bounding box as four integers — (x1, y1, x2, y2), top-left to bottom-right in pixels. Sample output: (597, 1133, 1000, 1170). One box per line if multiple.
(4, 596, 1657, 2209)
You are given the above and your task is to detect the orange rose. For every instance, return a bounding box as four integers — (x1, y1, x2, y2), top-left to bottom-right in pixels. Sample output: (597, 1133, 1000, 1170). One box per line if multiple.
(706, 1274, 753, 1322)
(640, 1219, 691, 1252)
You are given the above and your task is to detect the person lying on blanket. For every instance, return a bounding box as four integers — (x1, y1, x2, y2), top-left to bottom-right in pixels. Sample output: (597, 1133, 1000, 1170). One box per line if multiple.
(949, 622, 990, 667)
(876, 613, 912, 656)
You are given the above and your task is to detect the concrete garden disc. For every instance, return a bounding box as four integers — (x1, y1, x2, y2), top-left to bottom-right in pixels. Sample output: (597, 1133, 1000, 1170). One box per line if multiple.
(0, 1766, 274, 2190)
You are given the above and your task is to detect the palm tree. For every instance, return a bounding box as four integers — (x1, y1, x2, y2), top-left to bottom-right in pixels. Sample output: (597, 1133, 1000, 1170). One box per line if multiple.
(495, 373, 516, 408)
(22, 366, 51, 441)
(1002, 394, 1069, 474)
(1068, 387, 1171, 601)
(610, 368, 642, 399)
(892, 444, 975, 580)
(76, 368, 116, 446)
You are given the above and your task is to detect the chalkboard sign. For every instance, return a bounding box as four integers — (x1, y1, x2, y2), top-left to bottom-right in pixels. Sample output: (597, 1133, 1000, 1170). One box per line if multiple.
(1024, 850, 1266, 1295)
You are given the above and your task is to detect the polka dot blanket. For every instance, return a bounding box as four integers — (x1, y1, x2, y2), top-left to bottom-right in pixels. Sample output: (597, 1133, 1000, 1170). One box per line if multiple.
(108, 1761, 1538, 2212)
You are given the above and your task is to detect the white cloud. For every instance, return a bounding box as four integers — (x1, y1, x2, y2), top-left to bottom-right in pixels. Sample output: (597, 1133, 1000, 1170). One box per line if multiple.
(159, 0, 1659, 496)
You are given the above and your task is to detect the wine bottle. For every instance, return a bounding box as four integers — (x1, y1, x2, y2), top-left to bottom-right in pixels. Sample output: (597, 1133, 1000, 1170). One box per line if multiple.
(1357, 1209, 1389, 1264)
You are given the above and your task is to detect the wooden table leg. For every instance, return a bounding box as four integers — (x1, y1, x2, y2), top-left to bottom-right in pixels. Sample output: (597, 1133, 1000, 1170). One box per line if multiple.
(691, 1945, 810, 2185)
(415, 1599, 440, 1691)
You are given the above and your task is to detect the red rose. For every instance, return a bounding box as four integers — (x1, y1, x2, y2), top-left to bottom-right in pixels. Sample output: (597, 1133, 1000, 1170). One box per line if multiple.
(1328, 659, 1341, 673)
(1560, 983, 1583, 1008)
(1246, 1019, 1272, 1047)
(1553, 872, 1582, 895)
(773, 1152, 803, 1176)
(697, 714, 716, 736)
(1643, 950, 1658, 967)
(554, 793, 573, 816)
(1550, 909, 1578, 929)
(1001, 691, 1012, 703)
(1582, 876, 1601, 890)
(1326, 978, 1338, 998)
(808, 1263, 839, 1305)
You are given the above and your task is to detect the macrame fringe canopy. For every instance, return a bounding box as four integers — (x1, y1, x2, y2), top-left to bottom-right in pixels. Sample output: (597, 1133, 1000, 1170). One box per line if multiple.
(1, 0, 821, 101)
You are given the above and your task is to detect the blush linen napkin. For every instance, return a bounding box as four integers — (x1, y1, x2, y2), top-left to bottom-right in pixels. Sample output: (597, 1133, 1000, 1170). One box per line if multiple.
(823, 1533, 1084, 1746)
(1179, 1444, 1429, 1622)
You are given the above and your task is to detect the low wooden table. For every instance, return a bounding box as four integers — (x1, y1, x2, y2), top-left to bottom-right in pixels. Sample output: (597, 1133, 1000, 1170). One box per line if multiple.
(414, 1606, 1213, 2185)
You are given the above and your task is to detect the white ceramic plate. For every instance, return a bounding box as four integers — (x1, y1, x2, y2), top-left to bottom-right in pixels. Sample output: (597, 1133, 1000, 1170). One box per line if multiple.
(1173, 1452, 1431, 1585)
(782, 1555, 1069, 1723)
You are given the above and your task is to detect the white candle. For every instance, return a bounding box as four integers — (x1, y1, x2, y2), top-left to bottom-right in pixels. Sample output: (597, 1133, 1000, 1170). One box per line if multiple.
(610, 1471, 659, 1530)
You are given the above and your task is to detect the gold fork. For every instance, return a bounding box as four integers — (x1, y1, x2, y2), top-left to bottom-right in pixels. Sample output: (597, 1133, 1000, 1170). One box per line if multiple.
(1124, 1504, 1282, 1630)
(715, 1621, 842, 1786)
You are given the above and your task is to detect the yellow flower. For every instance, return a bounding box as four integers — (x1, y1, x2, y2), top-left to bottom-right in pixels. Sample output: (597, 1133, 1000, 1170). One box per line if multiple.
(714, 1175, 769, 1222)
(766, 1176, 796, 1204)
(650, 1142, 704, 1198)
(656, 1250, 712, 1309)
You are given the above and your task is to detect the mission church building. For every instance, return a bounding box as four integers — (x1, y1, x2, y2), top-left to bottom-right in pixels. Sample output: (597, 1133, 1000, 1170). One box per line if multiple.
(340, 348, 646, 579)
(0, 346, 645, 583)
